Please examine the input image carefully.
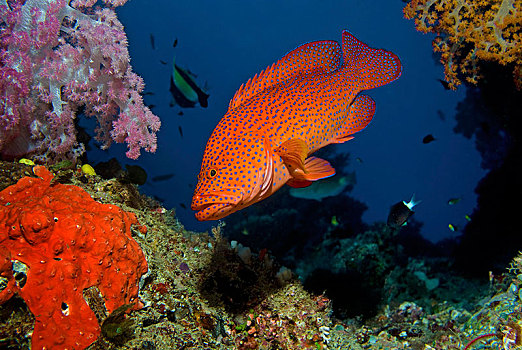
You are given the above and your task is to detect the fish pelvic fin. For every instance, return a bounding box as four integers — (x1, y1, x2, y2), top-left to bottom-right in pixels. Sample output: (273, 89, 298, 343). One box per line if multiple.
(287, 179, 313, 188)
(341, 30, 402, 90)
(332, 94, 375, 143)
(228, 41, 342, 110)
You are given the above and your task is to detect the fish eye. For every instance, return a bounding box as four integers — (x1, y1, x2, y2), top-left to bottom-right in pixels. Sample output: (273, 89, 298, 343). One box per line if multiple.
(206, 168, 218, 179)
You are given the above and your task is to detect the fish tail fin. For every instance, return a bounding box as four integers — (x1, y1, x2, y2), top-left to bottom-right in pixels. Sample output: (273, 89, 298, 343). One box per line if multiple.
(341, 30, 402, 90)
(404, 193, 422, 210)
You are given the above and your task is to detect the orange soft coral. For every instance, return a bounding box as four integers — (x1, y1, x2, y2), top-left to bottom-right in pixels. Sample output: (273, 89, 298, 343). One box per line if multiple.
(0, 166, 148, 349)
(404, 0, 522, 89)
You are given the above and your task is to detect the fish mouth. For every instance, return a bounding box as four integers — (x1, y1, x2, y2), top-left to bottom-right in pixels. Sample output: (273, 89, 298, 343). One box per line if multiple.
(191, 192, 242, 221)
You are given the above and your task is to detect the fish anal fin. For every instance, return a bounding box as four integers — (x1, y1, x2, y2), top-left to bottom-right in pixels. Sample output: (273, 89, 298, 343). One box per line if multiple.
(275, 138, 309, 173)
(228, 41, 342, 110)
(291, 157, 336, 181)
(332, 136, 354, 144)
(287, 179, 313, 188)
(332, 94, 375, 144)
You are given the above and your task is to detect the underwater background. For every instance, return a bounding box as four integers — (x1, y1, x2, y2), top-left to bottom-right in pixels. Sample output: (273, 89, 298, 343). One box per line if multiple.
(1, 0, 521, 349)
(102, 0, 485, 243)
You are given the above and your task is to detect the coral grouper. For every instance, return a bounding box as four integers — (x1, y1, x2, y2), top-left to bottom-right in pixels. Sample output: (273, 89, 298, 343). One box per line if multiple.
(192, 30, 402, 221)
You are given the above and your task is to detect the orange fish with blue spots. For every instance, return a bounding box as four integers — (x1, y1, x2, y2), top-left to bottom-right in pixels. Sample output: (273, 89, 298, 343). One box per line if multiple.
(192, 30, 401, 221)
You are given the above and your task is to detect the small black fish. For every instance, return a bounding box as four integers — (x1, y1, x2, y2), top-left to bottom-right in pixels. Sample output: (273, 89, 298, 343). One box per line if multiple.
(173, 38, 178, 48)
(179, 203, 187, 209)
(151, 173, 175, 182)
(437, 79, 451, 90)
(387, 194, 421, 229)
(143, 92, 155, 96)
(160, 60, 168, 65)
(178, 111, 184, 116)
(436, 109, 445, 121)
(149, 33, 155, 50)
(423, 134, 436, 144)
(178, 126, 183, 138)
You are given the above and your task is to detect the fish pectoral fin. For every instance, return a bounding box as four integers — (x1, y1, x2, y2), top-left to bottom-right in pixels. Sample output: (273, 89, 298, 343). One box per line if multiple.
(290, 156, 336, 181)
(275, 140, 334, 181)
(333, 94, 375, 143)
(287, 179, 313, 188)
(275, 138, 309, 173)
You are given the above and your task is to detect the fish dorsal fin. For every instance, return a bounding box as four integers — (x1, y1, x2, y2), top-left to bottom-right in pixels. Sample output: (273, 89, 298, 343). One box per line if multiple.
(228, 41, 342, 110)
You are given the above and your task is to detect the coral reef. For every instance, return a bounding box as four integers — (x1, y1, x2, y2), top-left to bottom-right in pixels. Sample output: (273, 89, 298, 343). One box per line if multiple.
(1, 160, 521, 350)
(297, 221, 489, 322)
(0, 165, 148, 349)
(404, 0, 522, 89)
(130, 220, 332, 350)
(0, 0, 161, 161)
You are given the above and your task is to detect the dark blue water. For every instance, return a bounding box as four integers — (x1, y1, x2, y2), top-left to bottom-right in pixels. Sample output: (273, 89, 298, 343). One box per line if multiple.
(84, 0, 486, 242)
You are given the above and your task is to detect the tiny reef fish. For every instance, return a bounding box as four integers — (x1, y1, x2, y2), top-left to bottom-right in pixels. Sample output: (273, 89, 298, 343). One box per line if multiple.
(169, 57, 209, 108)
(387, 194, 421, 229)
(448, 223, 458, 232)
(151, 173, 175, 182)
(192, 30, 402, 221)
(447, 197, 461, 205)
(422, 134, 436, 144)
(149, 33, 155, 50)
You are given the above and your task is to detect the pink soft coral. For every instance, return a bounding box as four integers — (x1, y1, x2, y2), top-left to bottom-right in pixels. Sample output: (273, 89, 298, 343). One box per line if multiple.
(0, 0, 160, 161)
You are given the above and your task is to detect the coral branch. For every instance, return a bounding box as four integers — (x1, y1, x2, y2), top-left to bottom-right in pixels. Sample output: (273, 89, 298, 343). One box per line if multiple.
(404, 0, 522, 89)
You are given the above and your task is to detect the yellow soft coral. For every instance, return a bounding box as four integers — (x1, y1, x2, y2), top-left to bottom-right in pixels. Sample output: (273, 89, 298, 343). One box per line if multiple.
(404, 0, 522, 89)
